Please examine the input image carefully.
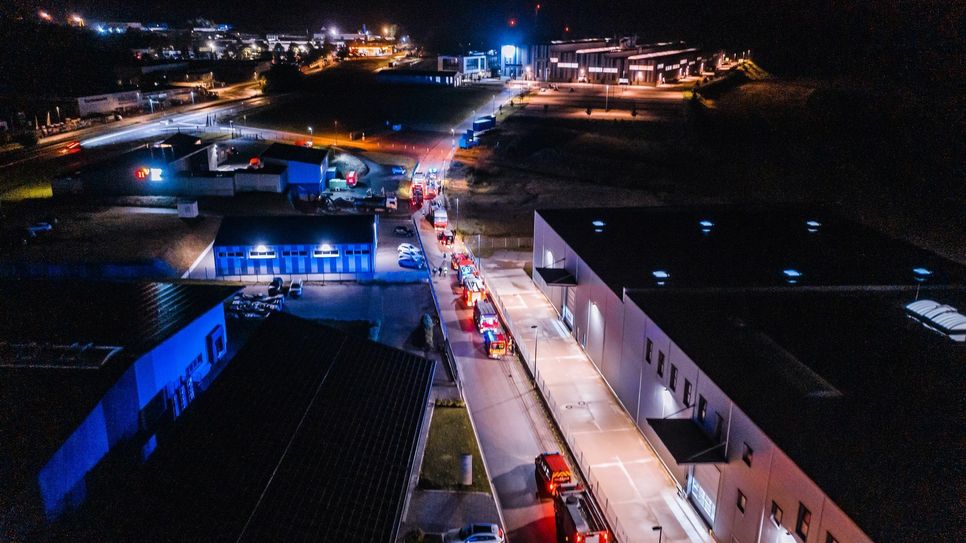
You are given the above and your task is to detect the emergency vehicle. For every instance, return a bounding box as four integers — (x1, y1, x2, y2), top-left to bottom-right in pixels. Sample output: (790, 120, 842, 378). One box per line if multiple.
(432, 208, 448, 230)
(451, 252, 473, 270)
(535, 452, 574, 497)
(462, 277, 485, 307)
(474, 299, 499, 332)
(483, 328, 507, 359)
(458, 264, 478, 284)
(554, 488, 609, 543)
(438, 229, 455, 246)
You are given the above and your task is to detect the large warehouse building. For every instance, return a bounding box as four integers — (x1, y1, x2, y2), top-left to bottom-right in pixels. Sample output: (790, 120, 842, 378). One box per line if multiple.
(213, 214, 377, 280)
(525, 38, 706, 85)
(0, 281, 240, 536)
(531, 206, 966, 543)
(50, 313, 435, 542)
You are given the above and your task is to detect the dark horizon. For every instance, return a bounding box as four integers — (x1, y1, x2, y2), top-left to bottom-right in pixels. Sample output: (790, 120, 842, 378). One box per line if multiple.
(3, 0, 961, 79)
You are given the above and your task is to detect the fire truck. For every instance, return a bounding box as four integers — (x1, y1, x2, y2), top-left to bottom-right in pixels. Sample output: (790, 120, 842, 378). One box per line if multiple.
(462, 277, 485, 307)
(535, 452, 574, 497)
(474, 299, 499, 332)
(554, 488, 610, 543)
(483, 327, 507, 359)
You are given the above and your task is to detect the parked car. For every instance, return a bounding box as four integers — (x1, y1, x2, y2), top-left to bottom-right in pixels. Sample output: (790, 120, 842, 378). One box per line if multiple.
(288, 278, 303, 297)
(617, 77, 630, 85)
(398, 256, 426, 270)
(268, 277, 284, 296)
(444, 523, 505, 543)
(399, 248, 422, 260)
(397, 243, 419, 254)
(394, 225, 415, 237)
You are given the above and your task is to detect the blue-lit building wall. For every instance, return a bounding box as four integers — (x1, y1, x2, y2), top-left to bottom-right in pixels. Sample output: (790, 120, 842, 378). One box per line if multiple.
(213, 242, 375, 277)
(36, 302, 228, 520)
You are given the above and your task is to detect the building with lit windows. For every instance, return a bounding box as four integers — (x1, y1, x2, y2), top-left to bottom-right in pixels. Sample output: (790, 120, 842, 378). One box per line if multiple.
(532, 206, 966, 542)
(213, 214, 377, 280)
(526, 38, 706, 85)
(0, 280, 240, 536)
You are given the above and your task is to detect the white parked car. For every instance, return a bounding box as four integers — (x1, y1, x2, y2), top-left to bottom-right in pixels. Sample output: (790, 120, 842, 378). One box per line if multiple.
(397, 243, 420, 254)
(444, 524, 505, 543)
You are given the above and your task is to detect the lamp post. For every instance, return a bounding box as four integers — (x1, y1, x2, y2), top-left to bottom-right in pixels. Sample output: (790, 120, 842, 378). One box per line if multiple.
(653, 526, 663, 543)
(455, 197, 460, 236)
(530, 324, 539, 381)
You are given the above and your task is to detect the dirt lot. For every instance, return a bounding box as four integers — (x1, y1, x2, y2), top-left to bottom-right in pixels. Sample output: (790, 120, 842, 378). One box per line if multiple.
(448, 76, 965, 264)
(245, 60, 501, 135)
(441, 83, 698, 237)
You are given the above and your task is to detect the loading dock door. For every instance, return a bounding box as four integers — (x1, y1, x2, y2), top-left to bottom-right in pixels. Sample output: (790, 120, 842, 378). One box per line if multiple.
(690, 463, 721, 524)
(563, 287, 575, 330)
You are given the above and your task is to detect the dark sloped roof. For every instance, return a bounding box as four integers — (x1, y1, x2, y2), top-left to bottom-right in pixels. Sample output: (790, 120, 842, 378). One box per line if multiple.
(214, 214, 376, 247)
(55, 313, 435, 543)
(537, 206, 966, 295)
(628, 287, 966, 543)
(0, 281, 239, 499)
(260, 142, 329, 165)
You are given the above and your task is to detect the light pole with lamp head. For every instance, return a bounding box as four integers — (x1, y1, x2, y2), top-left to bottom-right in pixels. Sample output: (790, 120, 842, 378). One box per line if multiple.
(530, 324, 539, 383)
(652, 526, 663, 543)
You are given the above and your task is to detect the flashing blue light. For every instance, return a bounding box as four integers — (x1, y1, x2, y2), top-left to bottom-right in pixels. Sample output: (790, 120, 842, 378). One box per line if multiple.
(591, 219, 605, 227)
(594, 228, 604, 233)
(652, 270, 670, 279)
(913, 267, 933, 276)
(699, 220, 714, 228)
(783, 269, 802, 278)
(806, 220, 821, 228)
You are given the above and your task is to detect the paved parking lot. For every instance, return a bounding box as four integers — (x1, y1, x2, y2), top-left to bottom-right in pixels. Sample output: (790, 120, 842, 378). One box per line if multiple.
(237, 281, 439, 358)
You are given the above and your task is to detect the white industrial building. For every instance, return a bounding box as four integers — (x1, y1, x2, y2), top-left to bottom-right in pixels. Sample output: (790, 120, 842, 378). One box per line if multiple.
(532, 206, 965, 543)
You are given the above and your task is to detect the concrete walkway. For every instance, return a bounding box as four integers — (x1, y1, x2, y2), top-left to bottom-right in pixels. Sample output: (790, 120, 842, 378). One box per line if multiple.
(484, 267, 712, 543)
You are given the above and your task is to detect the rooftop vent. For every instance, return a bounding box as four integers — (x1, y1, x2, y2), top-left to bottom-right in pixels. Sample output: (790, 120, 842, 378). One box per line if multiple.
(904, 299, 966, 342)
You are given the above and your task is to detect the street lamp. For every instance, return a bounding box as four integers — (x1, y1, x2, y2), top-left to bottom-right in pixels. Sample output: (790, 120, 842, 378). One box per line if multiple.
(530, 324, 540, 381)
(652, 526, 663, 543)
(455, 197, 460, 235)
(308, 126, 313, 141)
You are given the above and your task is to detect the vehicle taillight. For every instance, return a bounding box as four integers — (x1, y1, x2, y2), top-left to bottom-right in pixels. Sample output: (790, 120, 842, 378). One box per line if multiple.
(603, 533, 608, 541)
(550, 483, 555, 492)
(576, 535, 582, 543)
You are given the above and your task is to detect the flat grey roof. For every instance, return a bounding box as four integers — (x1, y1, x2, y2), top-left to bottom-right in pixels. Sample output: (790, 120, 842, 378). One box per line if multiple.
(629, 286, 966, 542)
(214, 214, 376, 247)
(537, 205, 966, 295)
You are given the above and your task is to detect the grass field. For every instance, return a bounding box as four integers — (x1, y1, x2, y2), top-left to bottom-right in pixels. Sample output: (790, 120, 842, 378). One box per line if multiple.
(418, 403, 490, 493)
(244, 61, 498, 135)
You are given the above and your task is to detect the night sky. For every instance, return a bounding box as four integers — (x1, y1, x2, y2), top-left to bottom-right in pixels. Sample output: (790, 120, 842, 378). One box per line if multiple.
(3, 0, 962, 79)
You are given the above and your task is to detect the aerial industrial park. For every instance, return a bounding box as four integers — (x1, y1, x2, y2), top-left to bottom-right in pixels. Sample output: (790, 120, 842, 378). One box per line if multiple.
(0, 2, 962, 543)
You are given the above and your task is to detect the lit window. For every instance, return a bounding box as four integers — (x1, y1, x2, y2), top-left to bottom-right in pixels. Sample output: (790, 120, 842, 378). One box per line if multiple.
(683, 379, 692, 406)
(697, 396, 707, 422)
(657, 351, 665, 377)
(771, 501, 783, 526)
(314, 248, 340, 258)
(796, 503, 811, 539)
(249, 247, 276, 259)
(736, 490, 747, 513)
(645, 338, 653, 363)
(742, 443, 754, 466)
(669, 364, 678, 391)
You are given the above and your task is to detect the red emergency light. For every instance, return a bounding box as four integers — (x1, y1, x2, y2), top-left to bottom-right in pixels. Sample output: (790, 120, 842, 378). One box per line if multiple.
(134, 167, 150, 180)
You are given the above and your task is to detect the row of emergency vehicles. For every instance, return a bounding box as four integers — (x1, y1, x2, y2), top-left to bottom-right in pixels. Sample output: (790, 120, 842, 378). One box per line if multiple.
(448, 250, 508, 359)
